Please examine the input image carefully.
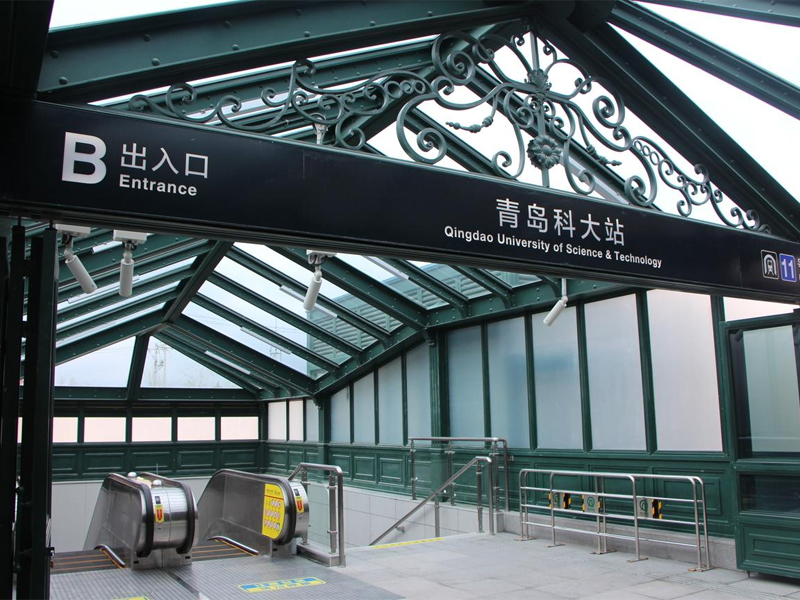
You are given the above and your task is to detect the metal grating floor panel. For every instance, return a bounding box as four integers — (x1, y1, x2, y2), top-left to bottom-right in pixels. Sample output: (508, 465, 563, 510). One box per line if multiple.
(50, 554, 402, 600)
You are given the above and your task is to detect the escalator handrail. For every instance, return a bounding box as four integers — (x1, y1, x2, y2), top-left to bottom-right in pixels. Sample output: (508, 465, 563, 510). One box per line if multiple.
(102, 473, 155, 557)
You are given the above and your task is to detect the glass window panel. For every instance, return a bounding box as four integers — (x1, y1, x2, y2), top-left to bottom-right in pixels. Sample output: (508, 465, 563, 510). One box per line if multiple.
(221, 416, 259, 440)
(743, 326, 800, 454)
(648, 291, 722, 451)
(132, 417, 172, 442)
(406, 343, 431, 442)
(533, 307, 583, 450)
(178, 417, 215, 441)
(353, 374, 375, 444)
(53, 417, 78, 443)
(55, 338, 135, 387)
(487, 271, 540, 287)
(267, 402, 287, 441)
(585, 295, 646, 451)
(488, 318, 529, 448)
(84, 417, 126, 442)
(378, 358, 403, 445)
(448, 326, 485, 437)
(741, 475, 800, 515)
(330, 388, 350, 443)
(305, 400, 320, 442)
(723, 297, 795, 321)
(142, 337, 240, 388)
(55, 307, 161, 348)
(289, 400, 304, 441)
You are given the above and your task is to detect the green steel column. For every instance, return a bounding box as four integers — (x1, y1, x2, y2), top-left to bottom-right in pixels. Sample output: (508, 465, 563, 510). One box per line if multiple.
(636, 291, 658, 455)
(525, 314, 538, 450)
(0, 225, 26, 599)
(17, 228, 58, 600)
(431, 332, 445, 438)
(577, 304, 593, 452)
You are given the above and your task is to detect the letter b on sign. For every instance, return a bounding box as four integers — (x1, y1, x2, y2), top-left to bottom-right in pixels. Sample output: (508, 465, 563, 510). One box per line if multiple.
(62, 132, 107, 184)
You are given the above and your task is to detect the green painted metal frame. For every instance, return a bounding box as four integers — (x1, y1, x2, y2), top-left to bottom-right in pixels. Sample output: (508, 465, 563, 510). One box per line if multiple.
(40, 0, 537, 102)
(0, 1, 52, 98)
(450, 266, 514, 308)
(541, 17, 800, 242)
(611, 1, 800, 120)
(639, 0, 800, 26)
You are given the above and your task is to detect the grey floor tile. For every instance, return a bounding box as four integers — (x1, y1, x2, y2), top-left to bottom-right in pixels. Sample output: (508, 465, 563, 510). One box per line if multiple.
(729, 576, 800, 596)
(623, 580, 709, 599)
(448, 576, 527, 596)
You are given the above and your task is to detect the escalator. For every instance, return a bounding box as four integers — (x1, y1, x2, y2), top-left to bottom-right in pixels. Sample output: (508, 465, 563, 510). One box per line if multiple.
(52, 469, 309, 574)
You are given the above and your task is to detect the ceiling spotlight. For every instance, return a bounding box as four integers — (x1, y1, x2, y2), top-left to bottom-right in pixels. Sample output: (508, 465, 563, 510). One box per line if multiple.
(303, 249, 336, 311)
(113, 230, 148, 297)
(543, 279, 568, 327)
(56, 224, 97, 294)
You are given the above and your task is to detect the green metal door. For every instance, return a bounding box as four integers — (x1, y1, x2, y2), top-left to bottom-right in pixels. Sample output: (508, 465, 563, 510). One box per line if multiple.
(728, 318, 800, 578)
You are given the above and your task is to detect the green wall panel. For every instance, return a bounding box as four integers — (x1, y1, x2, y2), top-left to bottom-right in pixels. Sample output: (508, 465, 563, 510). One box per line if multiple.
(738, 516, 800, 579)
(177, 450, 215, 470)
(329, 451, 352, 478)
(379, 457, 404, 487)
(353, 455, 376, 483)
(131, 451, 173, 473)
(83, 451, 125, 474)
(220, 447, 258, 470)
(268, 448, 289, 471)
(52, 452, 78, 478)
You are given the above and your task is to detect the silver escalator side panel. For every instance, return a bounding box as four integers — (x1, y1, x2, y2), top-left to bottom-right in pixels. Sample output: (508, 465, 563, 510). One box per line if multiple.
(197, 469, 308, 557)
(83, 472, 198, 569)
(83, 474, 152, 565)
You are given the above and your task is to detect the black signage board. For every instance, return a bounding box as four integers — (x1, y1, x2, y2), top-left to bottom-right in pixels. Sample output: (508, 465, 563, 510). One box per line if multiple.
(1, 98, 799, 303)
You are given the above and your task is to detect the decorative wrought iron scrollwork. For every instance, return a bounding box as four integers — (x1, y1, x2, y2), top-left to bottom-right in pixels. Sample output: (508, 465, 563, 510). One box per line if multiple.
(128, 27, 766, 232)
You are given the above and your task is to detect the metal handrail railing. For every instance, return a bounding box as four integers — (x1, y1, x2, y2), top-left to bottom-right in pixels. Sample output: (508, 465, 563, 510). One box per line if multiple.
(371, 456, 495, 546)
(519, 468, 711, 571)
(409, 436, 510, 512)
(288, 462, 346, 567)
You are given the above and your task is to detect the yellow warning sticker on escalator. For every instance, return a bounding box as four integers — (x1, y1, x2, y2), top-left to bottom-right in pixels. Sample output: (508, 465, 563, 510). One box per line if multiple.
(239, 577, 325, 592)
(261, 483, 285, 539)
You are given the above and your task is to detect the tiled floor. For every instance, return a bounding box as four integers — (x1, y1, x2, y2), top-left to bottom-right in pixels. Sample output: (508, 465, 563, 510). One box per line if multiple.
(49, 532, 800, 599)
(345, 533, 800, 600)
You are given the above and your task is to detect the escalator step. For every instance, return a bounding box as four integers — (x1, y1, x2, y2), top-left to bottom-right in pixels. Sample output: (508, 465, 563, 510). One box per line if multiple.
(51, 549, 120, 574)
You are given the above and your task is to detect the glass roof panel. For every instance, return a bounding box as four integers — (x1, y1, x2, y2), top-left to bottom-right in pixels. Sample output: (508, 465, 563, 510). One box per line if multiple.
(55, 305, 162, 348)
(57, 282, 180, 331)
(487, 270, 541, 288)
(55, 337, 135, 386)
(409, 262, 491, 299)
(50, 0, 238, 29)
(337, 253, 445, 309)
(185, 295, 317, 378)
(617, 26, 800, 204)
(142, 336, 240, 388)
(641, 3, 800, 87)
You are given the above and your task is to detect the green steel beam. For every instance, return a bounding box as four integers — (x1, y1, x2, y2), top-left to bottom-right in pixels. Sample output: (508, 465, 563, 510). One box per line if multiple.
(155, 330, 267, 395)
(275, 247, 427, 329)
(638, 0, 800, 26)
(450, 266, 514, 308)
(162, 240, 232, 323)
(54, 385, 257, 402)
(207, 272, 362, 357)
(171, 314, 317, 394)
(228, 246, 391, 344)
(55, 287, 178, 342)
(611, 1, 800, 120)
(54, 309, 164, 365)
(57, 263, 194, 324)
(193, 293, 340, 372)
(57, 239, 211, 303)
(379, 258, 470, 316)
(542, 18, 800, 242)
(40, 0, 536, 102)
(126, 333, 150, 401)
(109, 40, 433, 115)
(0, 1, 52, 97)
